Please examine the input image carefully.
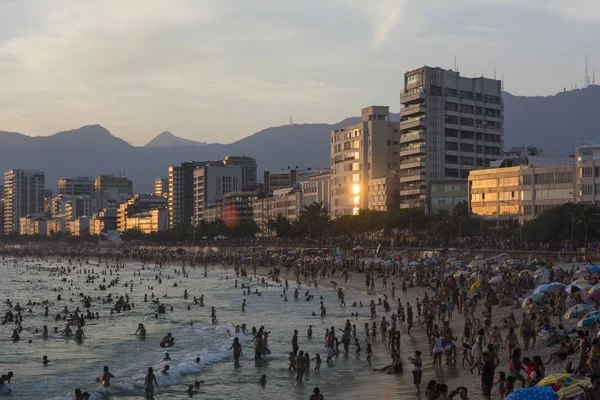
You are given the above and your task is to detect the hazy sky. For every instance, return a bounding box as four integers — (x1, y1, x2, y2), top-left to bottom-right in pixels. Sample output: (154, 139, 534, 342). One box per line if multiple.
(0, 0, 598, 145)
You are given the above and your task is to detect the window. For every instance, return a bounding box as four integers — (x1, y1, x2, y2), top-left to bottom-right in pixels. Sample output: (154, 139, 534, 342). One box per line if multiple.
(522, 174, 532, 185)
(460, 143, 474, 152)
(460, 90, 474, 100)
(460, 104, 474, 114)
(460, 117, 474, 127)
(445, 168, 459, 177)
(522, 205, 532, 215)
(445, 102, 458, 111)
(596, 167, 600, 176)
(476, 158, 483, 166)
(445, 115, 459, 124)
(484, 146, 501, 156)
(484, 95, 501, 104)
(476, 145, 483, 153)
(475, 120, 483, 128)
(460, 130, 475, 140)
(475, 93, 483, 101)
(445, 141, 458, 151)
(445, 155, 459, 164)
(475, 106, 483, 115)
(444, 88, 458, 97)
(581, 184, 593, 195)
(580, 167, 593, 178)
(460, 169, 470, 178)
(445, 128, 459, 137)
(534, 172, 574, 184)
(460, 156, 474, 166)
(485, 108, 501, 117)
(429, 85, 442, 96)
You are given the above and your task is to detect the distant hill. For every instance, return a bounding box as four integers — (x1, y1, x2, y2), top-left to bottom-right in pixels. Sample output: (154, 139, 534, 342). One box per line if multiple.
(0, 87, 598, 193)
(144, 131, 207, 148)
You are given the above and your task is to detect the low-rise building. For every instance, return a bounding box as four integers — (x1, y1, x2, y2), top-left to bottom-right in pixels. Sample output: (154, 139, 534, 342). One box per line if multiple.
(469, 156, 576, 225)
(89, 208, 118, 235)
(68, 216, 90, 236)
(19, 215, 47, 236)
(117, 195, 167, 233)
(253, 188, 302, 234)
(368, 177, 400, 212)
(47, 218, 66, 236)
(429, 180, 469, 214)
(125, 209, 168, 233)
(222, 191, 258, 228)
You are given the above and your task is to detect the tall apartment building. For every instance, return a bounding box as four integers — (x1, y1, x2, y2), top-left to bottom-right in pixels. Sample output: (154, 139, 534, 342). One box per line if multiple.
(168, 161, 206, 228)
(95, 175, 133, 195)
(3, 169, 45, 234)
(117, 194, 167, 232)
(154, 177, 168, 198)
(576, 144, 600, 205)
(58, 177, 95, 196)
(330, 106, 400, 216)
(192, 164, 242, 224)
(223, 156, 258, 191)
(399, 66, 504, 212)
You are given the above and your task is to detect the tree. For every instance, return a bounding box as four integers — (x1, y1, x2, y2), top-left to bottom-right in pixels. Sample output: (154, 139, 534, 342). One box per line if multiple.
(267, 213, 295, 237)
(297, 202, 330, 238)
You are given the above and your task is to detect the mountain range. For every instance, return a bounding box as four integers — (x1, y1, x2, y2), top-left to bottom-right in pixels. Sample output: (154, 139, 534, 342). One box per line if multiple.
(0, 86, 598, 194)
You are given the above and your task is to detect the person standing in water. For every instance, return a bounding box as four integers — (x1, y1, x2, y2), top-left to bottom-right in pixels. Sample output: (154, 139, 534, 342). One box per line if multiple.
(98, 366, 114, 387)
(228, 337, 243, 362)
(144, 367, 159, 399)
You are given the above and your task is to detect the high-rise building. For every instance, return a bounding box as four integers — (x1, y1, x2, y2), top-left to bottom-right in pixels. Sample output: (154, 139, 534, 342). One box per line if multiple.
(399, 66, 504, 212)
(299, 172, 330, 212)
(330, 106, 400, 216)
(154, 177, 168, 198)
(94, 175, 133, 195)
(193, 164, 242, 224)
(168, 161, 206, 229)
(58, 177, 95, 196)
(3, 169, 45, 235)
(576, 144, 600, 205)
(223, 156, 258, 191)
(264, 169, 298, 197)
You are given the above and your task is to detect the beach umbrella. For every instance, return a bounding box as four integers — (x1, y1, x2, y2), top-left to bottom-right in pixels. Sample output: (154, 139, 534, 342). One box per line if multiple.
(589, 284, 600, 294)
(534, 282, 564, 294)
(474, 254, 484, 260)
(469, 280, 482, 292)
(325, 256, 334, 261)
(565, 284, 585, 294)
(589, 265, 600, 273)
(564, 304, 596, 320)
(574, 279, 590, 285)
(453, 271, 469, 278)
(577, 311, 600, 328)
(575, 268, 589, 277)
(521, 293, 545, 308)
(468, 262, 480, 269)
(536, 373, 590, 399)
(457, 264, 467, 270)
(534, 284, 553, 294)
(447, 257, 457, 262)
(352, 245, 364, 252)
(489, 275, 503, 284)
(533, 268, 549, 279)
(409, 261, 420, 266)
(505, 386, 558, 400)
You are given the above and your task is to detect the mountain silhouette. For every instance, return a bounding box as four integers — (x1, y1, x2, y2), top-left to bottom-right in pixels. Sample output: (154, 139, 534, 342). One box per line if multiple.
(144, 131, 207, 148)
(0, 87, 597, 193)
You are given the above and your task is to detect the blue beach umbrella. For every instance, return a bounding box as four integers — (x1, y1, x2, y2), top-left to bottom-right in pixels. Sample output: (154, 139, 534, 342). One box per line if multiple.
(458, 264, 468, 270)
(588, 265, 600, 273)
(409, 261, 420, 266)
(505, 386, 558, 400)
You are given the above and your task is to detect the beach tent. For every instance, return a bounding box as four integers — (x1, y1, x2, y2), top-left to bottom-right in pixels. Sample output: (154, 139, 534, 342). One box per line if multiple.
(564, 304, 595, 320)
(505, 386, 558, 400)
(534, 283, 564, 294)
(576, 310, 600, 328)
(536, 373, 590, 399)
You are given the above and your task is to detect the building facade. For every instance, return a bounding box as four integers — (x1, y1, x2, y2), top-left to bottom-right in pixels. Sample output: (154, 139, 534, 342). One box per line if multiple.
(89, 208, 118, 235)
(399, 66, 504, 212)
(154, 177, 168, 198)
(222, 156, 258, 191)
(4, 169, 45, 235)
(125, 209, 168, 233)
(428, 180, 469, 214)
(299, 172, 330, 212)
(576, 145, 600, 205)
(192, 164, 242, 224)
(94, 175, 133, 195)
(58, 177, 95, 196)
(264, 169, 298, 197)
(330, 106, 400, 216)
(368, 177, 400, 212)
(19, 215, 47, 236)
(253, 187, 302, 235)
(168, 161, 206, 229)
(222, 191, 258, 228)
(117, 195, 167, 232)
(469, 157, 576, 224)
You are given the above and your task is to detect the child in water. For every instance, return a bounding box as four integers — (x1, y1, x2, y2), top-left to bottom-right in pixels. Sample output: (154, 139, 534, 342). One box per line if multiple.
(354, 338, 362, 357)
(366, 344, 373, 364)
(258, 375, 267, 386)
(313, 354, 321, 371)
(42, 355, 49, 366)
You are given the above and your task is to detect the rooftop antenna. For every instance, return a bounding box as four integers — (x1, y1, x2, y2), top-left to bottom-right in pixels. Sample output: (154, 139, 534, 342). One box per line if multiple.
(593, 66, 596, 85)
(585, 53, 590, 88)
(454, 56, 456, 71)
(290, 115, 292, 125)
(501, 74, 504, 91)
(494, 68, 496, 80)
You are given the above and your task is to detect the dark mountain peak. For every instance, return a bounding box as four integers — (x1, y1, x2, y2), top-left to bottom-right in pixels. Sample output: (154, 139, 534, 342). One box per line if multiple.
(144, 131, 207, 148)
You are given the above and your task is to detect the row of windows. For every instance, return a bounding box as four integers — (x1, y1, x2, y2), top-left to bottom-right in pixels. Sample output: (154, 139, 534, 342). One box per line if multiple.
(431, 183, 468, 193)
(533, 172, 574, 185)
(444, 128, 502, 143)
(445, 168, 471, 179)
(440, 88, 501, 104)
(445, 102, 502, 117)
(332, 129, 360, 142)
(579, 167, 600, 178)
(433, 196, 467, 205)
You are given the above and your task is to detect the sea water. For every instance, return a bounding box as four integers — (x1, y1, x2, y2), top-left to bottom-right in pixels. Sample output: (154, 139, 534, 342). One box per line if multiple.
(0, 258, 427, 400)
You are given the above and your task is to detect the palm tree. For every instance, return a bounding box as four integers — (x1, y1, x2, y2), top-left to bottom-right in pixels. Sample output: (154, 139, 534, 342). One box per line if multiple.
(298, 202, 330, 238)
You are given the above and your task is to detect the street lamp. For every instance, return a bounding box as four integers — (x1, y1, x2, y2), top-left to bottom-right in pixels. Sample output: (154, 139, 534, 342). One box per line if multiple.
(499, 200, 522, 246)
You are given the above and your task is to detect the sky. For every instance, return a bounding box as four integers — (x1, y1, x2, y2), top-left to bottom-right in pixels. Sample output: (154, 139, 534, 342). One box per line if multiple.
(0, 0, 598, 145)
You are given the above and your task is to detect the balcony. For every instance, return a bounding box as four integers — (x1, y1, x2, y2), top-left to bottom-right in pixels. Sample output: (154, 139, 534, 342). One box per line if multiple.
(399, 170, 426, 183)
(400, 117, 426, 130)
(400, 156, 426, 169)
(400, 130, 426, 144)
(400, 186, 426, 197)
(400, 103, 426, 117)
(400, 88, 426, 104)
(400, 143, 426, 156)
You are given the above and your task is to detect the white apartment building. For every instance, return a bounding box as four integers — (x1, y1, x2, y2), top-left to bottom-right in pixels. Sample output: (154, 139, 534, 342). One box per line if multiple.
(330, 106, 400, 216)
(253, 187, 303, 235)
(193, 164, 242, 224)
(299, 172, 330, 212)
(57, 177, 95, 196)
(576, 144, 600, 205)
(4, 169, 45, 235)
(400, 66, 504, 212)
(368, 177, 400, 212)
